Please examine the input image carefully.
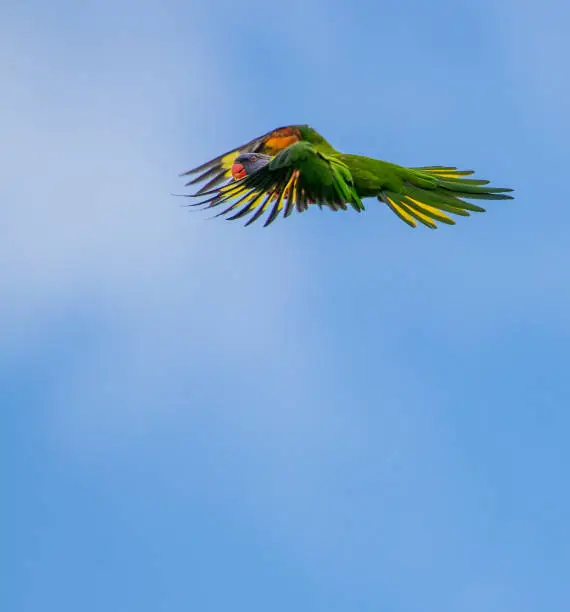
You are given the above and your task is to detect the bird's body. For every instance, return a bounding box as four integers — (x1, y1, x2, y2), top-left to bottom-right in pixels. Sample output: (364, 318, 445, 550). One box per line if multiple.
(180, 125, 513, 228)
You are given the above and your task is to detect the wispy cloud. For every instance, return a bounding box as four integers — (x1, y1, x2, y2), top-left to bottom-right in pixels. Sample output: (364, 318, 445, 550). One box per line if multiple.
(4, 2, 570, 611)
(0, 6, 315, 433)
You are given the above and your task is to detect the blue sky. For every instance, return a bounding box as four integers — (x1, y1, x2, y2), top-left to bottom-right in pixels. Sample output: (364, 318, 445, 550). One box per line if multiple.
(2, 0, 569, 610)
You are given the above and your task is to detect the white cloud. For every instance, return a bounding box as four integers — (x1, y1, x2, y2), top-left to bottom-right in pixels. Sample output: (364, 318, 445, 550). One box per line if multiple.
(4, 6, 555, 609)
(0, 7, 317, 438)
(0, 14, 448, 586)
(2, 10, 426, 530)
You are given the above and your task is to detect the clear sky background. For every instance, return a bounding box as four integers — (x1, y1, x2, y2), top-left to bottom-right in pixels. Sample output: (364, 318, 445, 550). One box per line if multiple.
(2, 1, 569, 611)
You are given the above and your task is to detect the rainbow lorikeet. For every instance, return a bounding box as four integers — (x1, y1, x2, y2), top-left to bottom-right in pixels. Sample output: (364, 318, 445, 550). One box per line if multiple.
(180, 125, 513, 228)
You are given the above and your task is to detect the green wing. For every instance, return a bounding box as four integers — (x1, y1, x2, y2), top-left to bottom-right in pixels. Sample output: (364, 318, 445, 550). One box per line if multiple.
(342, 154, 514, 229)
(378, 165, 513, 229)
(188, 141, 364, 227)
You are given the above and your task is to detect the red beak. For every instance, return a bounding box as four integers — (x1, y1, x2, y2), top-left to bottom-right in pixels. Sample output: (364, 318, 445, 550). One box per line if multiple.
(231, 162, 246, 180)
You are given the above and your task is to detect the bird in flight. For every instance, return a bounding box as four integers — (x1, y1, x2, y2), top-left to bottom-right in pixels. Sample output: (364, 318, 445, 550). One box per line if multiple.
(180, 125, 513, 228)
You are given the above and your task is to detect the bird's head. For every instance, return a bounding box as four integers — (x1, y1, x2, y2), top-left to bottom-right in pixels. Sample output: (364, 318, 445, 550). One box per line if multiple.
(231, 153, 272, 180)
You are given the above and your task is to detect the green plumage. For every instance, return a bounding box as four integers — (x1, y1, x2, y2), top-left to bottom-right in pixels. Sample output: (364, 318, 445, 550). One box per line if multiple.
(181, 124, 514, 228)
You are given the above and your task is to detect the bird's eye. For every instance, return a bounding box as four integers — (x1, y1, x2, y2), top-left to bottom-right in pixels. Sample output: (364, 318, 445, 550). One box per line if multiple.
(247, 154, 256, 162)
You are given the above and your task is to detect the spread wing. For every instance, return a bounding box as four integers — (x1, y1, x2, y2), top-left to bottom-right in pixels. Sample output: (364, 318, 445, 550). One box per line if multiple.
(187, 142, 364, 227)
(378, 166, 514, 229)
(180, 125, 304, 196)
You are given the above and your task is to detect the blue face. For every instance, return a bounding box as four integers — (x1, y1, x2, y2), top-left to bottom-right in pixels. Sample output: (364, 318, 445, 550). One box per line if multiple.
(234, 153, 273, 175)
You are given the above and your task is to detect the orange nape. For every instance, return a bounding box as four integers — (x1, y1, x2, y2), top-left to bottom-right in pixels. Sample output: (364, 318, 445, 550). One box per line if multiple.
(231, 162, 247, 180)
(264, 127, 301, 154)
